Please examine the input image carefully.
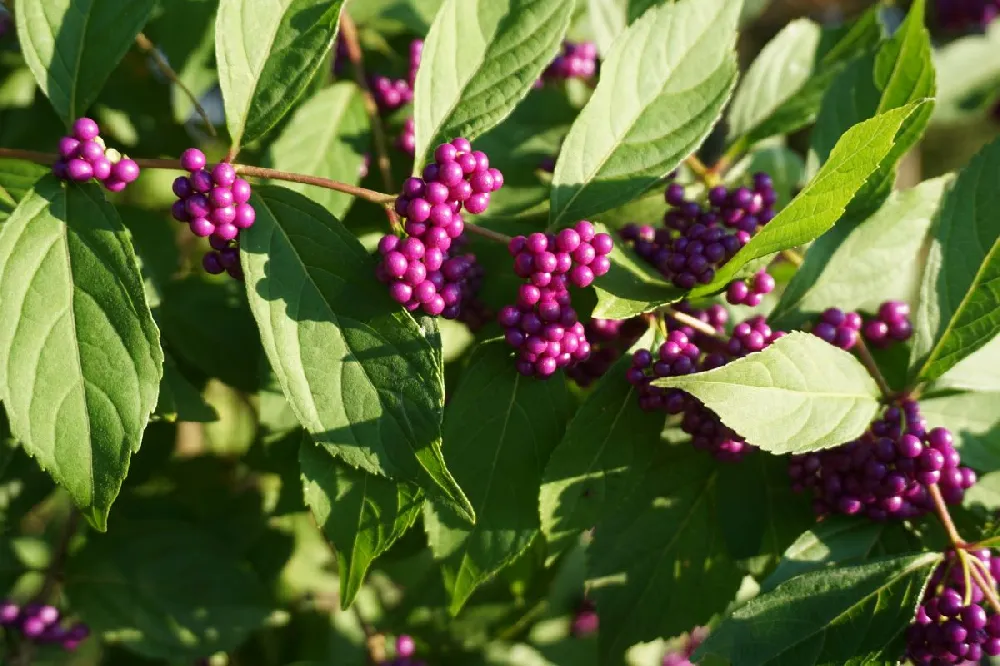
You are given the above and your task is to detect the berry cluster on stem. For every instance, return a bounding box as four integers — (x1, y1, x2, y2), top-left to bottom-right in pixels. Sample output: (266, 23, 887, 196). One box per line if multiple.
(0, 601, 89, 652)
(381, 635, 426, 666)
(538, 41, 598, 84)
(52, 118, 140, 193)
(371, 40, 423, 113)
(863, 300, 914, 347)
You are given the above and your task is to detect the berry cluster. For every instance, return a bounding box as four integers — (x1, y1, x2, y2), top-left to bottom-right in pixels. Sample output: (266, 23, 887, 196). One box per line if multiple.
(497, 222, 612, 378)
(906, 549, 1000, 664)
(628, 313, 781, 462)
(936, 0, 1000, 30)
(372, 40, 423, 112)
(171, 149, 254, 280)
(377, 138, 501, 317)
(789, 399, 976, 520)
(863, 300, 914, 347)
(397, 117, 416, 157)
(662, 627, 709, 666)
(566, 316, 649, 388)
(540, 41, 598, 83)
(726, 269, 776, 307)
(620, 173, 777, 291)
(0, 601, 89, 652)
(570, 599, 599, 638)
(381, 635, 427, 666)
(52, 118, 140, 193)
(811, 308, 863, 351)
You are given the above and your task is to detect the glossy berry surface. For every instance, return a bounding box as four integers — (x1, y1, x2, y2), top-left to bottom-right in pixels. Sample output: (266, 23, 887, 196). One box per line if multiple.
(863, 300, 914, 347)
(52, 118, 140, 192)
(0, 600, 90, 652)
(811, 307, 863, 351)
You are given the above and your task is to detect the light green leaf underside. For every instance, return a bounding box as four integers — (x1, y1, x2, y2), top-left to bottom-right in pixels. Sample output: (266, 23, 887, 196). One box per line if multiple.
(653, 332, 880, 455)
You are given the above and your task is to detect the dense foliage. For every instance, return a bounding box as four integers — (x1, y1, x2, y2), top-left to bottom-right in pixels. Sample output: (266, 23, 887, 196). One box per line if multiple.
(1, 0, 1000, 664)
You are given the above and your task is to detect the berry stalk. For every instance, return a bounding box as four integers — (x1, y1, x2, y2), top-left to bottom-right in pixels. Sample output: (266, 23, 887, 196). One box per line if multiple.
(930, 482, 967, 549)
(967, 554, 1000, 614)
(854, 335, 893, 398)
(462, 224, 512, 244)
(664, 306, 725, 340)
(134, 32, 216, 137)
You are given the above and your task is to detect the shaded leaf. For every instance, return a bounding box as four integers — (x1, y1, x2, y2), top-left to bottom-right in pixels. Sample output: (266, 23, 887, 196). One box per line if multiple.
(592, 244, 685, 320)
(920, 390, 1000, 473)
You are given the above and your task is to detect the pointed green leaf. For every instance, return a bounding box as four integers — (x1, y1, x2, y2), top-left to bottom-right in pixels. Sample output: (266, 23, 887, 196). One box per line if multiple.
(691, 103, 927, 297)
(912, 137, 1000, 383)
(0, 160, 48, 222)
(539, 331, 663, 561)
(15, 0, 157, 123)
(592, 244, 685, 319)
(653, 332, 880, 455)
(0, 177, 162, 530)
(239, 185, 472, 521)
(697, 552, 941, 666)
(300, 436, 422, 609)
(424, 340, 573, 614)
(588, 446, 743, 664)
(548, 0, 740, 228)
(412, 0, 574, 170)
(920, 390, 1000, 473)
(216, 0, 346, 147)
(770, 175, 946, 331)
(155, 353, 218, 424)
(935, 336, 1000, 392)
(267, 82, 370, 219)
(588, 0, 627, 58)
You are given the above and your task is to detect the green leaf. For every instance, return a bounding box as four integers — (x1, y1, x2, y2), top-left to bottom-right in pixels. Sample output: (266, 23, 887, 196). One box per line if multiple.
(727, 20, 822, 144)
(920, 390, 1000, 473)
(0, 177, 162, 530)
(65, 518, 272, 661)
(155, 353, 218, 424)
(762, 517, 919, 592)
(424, 340, 573, 614)
(652, 332, 880, 455)
(588, 0, 627, 58)
(770, 175, 947, 330)
(588, 445, 743, 664)
(912, 137, 1000, 383)
(692, 103, 927, 297)
(267, 82, 370, 219)
(935, 336, 1000, 392)
(0, 160, 47, 222)
(539, 331, 663, 561)
(412, 0, 574, 170)
(697, 552, 941, 666)
(216, 0, 346, 147)
(592, 244, 685, 319)
(239, 185, 472, 521)
(933, 22, 1000, 123)
(14, 0, 158, 123)
(300, 436, 422, 609)
(548, 0, 739, 229)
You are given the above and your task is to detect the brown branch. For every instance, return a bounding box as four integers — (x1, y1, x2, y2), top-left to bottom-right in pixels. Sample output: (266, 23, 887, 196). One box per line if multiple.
(854, 336, 892, 398)
(463, 224, 512, 244)
(929, 484, 966, 549)
(339, 14, 396, 193)
(781, 248, 804, 267)
(134, 33, 216, 137)
(967, 554, 1000, 614)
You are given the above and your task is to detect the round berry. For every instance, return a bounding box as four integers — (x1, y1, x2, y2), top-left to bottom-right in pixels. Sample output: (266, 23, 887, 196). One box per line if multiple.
(180, 148, 207, 172)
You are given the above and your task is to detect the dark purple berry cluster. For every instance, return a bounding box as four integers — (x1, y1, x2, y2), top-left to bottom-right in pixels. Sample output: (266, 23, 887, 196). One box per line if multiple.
(620, 173, 777, 291)
(570, 599, 599, 638)
(662, 627, 709, 666)
(171, 149, 254, 280)
(811, 308, 863, 351)
(0, 601, 89, 652)
(936, 0, 1000, 30)
(540, 41, 598, 83)
(906, 549, 1000, 664)
(789, 399, 976, 520)
(381, 635, 427, 666)
(497, 222, 612, 378)
(52, 118, 140, 193)
(863, 300, 914, 347)
(372, 40, 423, 112)
(628, 314, 782, 462)
(566, 316, 649, 388)
(377, 138, 501, 318)
(726, 269, 776, 307)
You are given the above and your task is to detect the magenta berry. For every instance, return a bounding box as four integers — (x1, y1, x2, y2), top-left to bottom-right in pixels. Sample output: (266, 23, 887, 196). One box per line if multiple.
(52, 119, 141, 192)
(863, 300, 914, 347)
(72, 118, 100, 142)
(181, 148, 207, 172)
(540, 41, 599, 85)
(811, 307, 863, 350)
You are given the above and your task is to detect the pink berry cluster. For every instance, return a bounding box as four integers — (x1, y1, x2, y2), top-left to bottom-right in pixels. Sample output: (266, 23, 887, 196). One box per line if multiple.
(170, 148, 255, 280)
(863, 300, 914, 347)
(906, 549, 1000, 664)
(497, 222, 613, 378)
(726, 269, 776, 307)
(376, 138, 502, 317)
(539, 41, 598, 84)
(381, 635, 427, 666)
(620, 173, 777, 291)
(936, 0, 1000, 30)
(628, 312, 784, 462)
(811, 308, 864, 351)
(566, 316, 649, 388)
(0, 601, 89, 652)
(789, 399, 976, 520)
(570, 599, 599, 638)
(372, 40, 423, 112)
(662, 627, 709, 666)
(52, 118, 140, 193)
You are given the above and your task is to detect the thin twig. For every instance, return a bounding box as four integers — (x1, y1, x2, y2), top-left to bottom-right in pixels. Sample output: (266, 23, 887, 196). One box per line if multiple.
(664, 307, 726, 340)
(929, 484, 966, 549)
(340, 14, 396, 193)
(463, 224, 512, 244)
(134, 33, 216, 137)
(0, 148, 396, 204)
(352, 605, 383, 665)
(781, 248, 804, 267)
(854, 337, 893, 398)
(685, 155, 711, 182)
(968, 555, 1000, 614)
